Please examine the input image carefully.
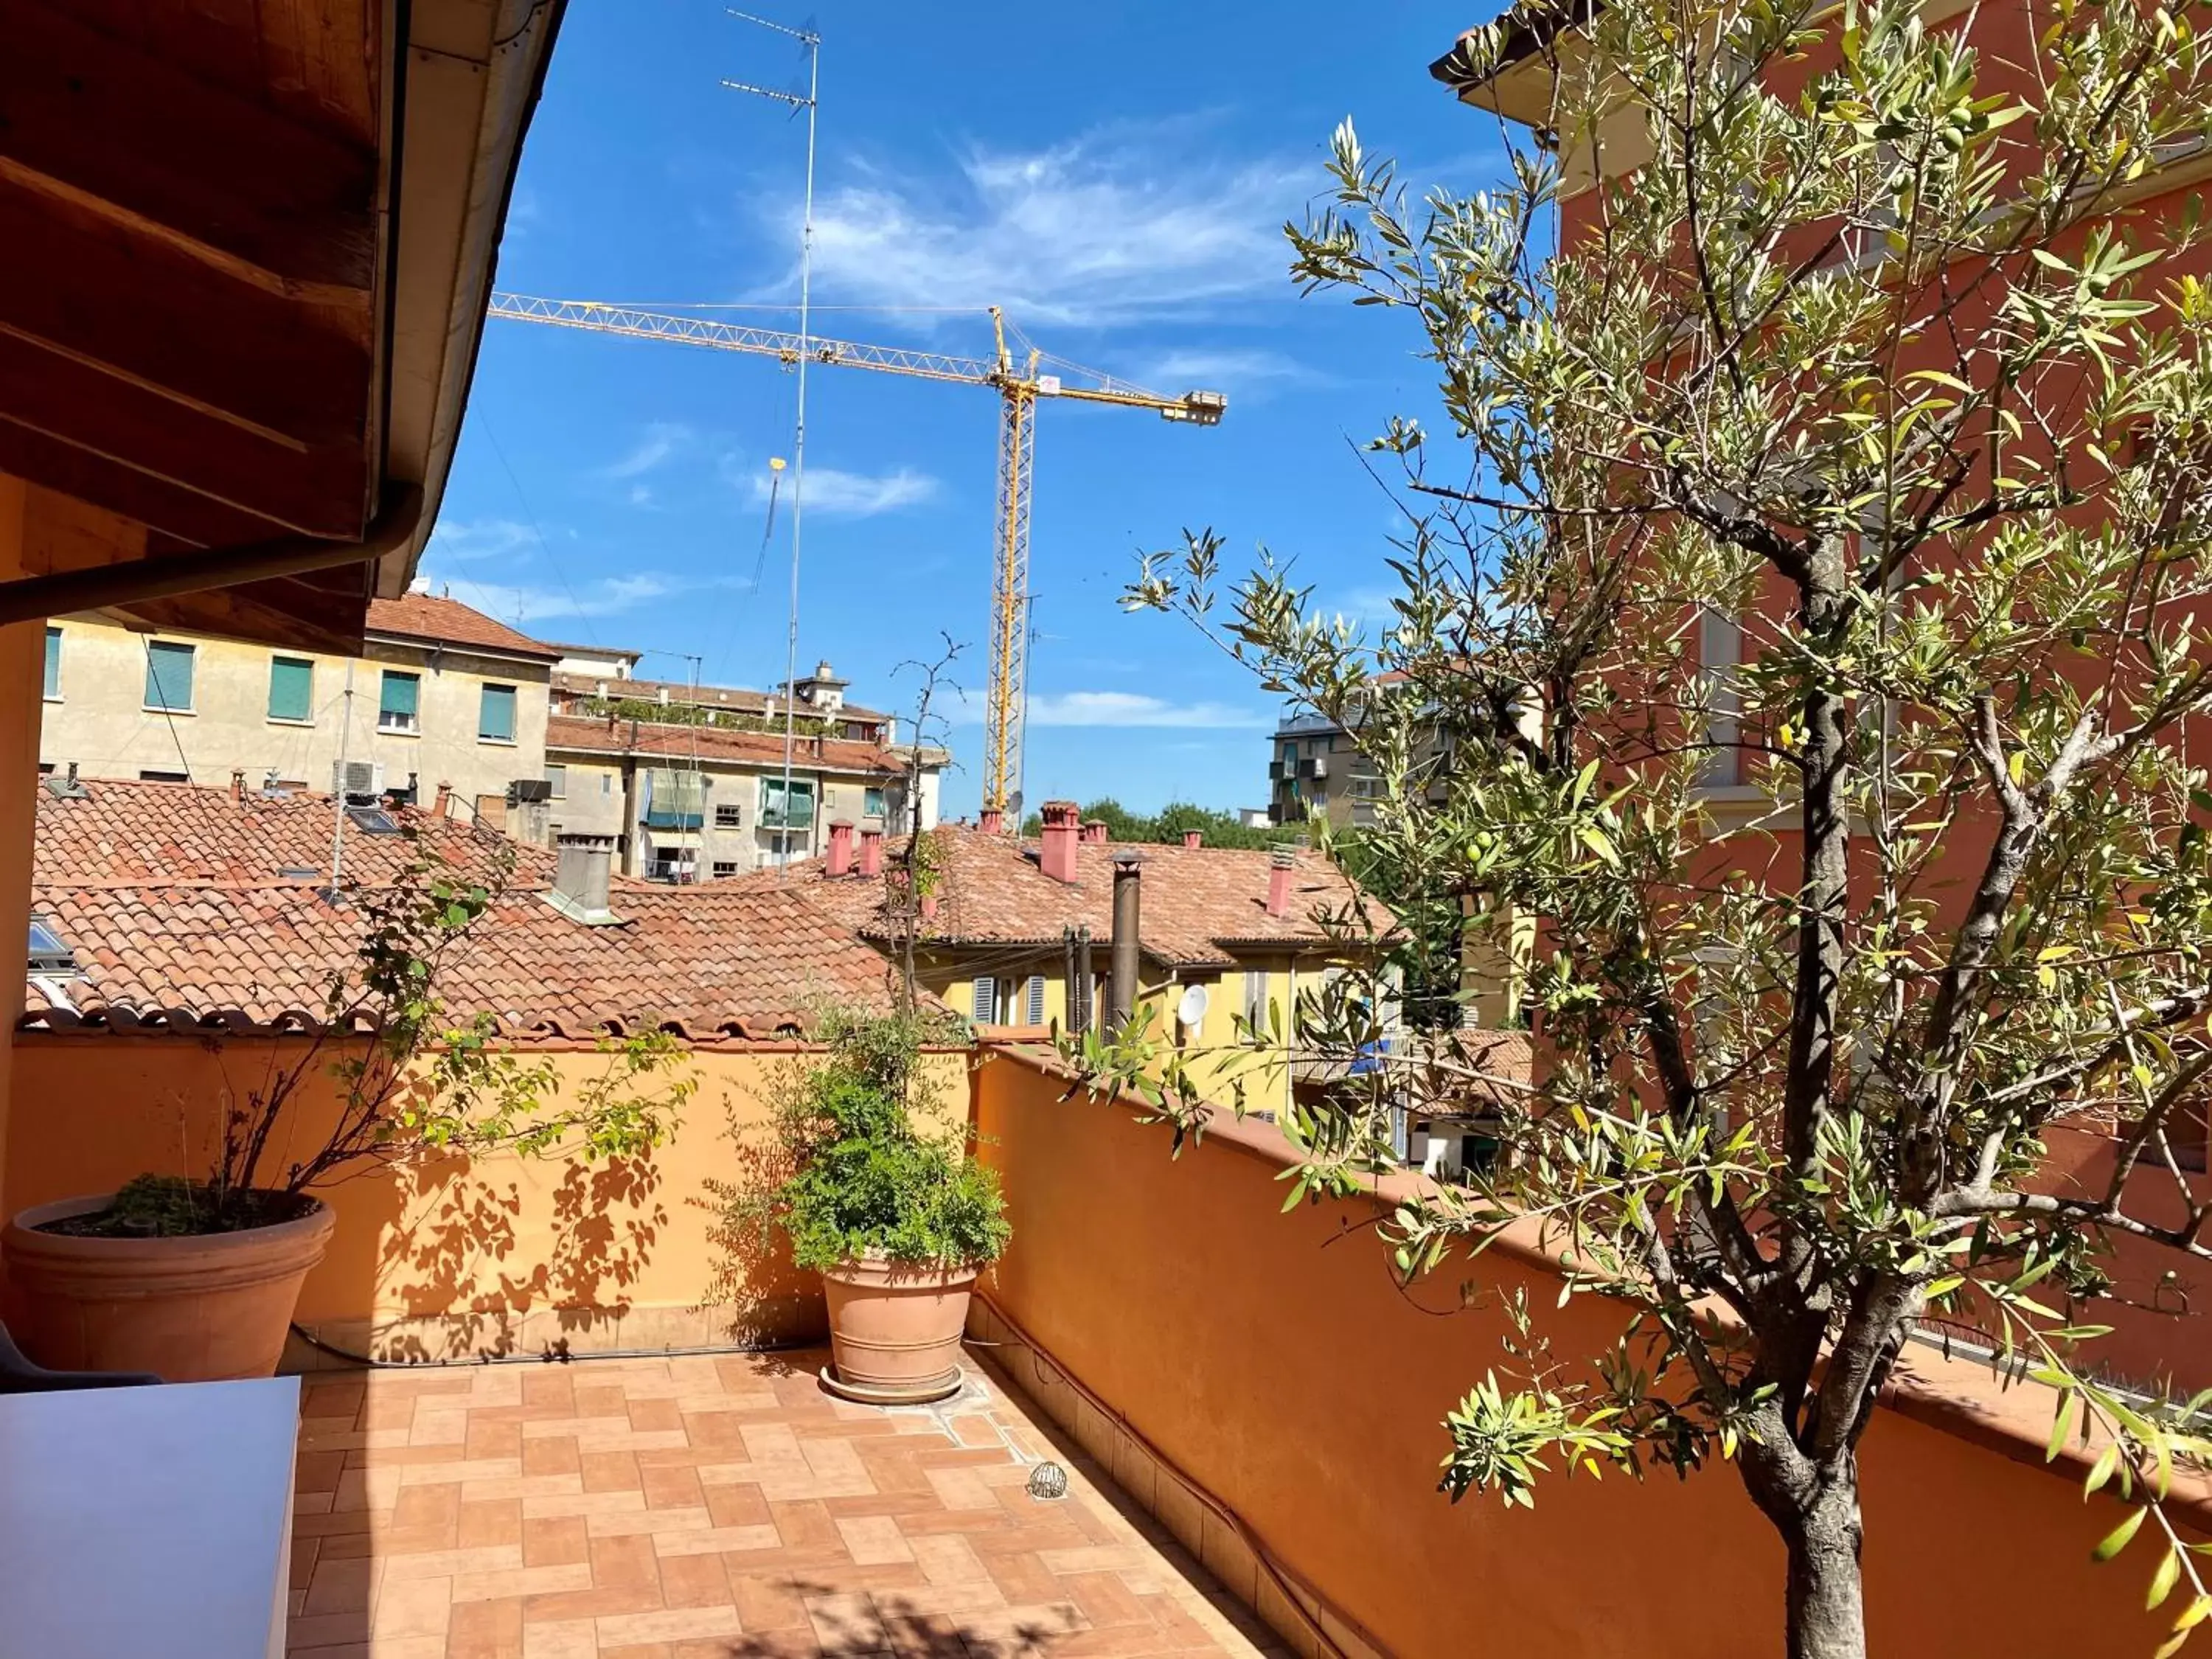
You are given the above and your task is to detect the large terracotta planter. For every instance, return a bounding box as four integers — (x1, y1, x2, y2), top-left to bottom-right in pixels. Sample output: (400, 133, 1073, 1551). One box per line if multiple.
(821, 1257, 979, 1404)
(2, 1193, 335, 1382)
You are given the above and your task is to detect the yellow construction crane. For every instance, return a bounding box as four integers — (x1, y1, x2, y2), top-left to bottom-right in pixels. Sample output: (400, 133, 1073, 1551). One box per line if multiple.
(486, 293, 1226, 815)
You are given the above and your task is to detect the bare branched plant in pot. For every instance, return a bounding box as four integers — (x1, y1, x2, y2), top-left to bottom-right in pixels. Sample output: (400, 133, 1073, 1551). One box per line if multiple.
(706, 1006, 1007, 1403)
(3, 842, 694, 1382)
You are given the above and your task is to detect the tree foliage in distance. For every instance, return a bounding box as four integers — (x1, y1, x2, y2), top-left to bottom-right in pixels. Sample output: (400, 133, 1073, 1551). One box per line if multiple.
(1018, 796, 1278, 850)
(1088, 1, 2212, 1652)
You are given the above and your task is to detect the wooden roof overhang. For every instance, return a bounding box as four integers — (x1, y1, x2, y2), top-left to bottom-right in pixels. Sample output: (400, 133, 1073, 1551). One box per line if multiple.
(0, 0, 566, 653)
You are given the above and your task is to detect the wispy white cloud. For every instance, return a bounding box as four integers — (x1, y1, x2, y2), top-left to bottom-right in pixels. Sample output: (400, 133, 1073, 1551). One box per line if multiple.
(424, 518, 537, 563)
(602, 422, 693, 480)
(426, 571, 688, 627)
(1138, 347, 1312, 389)
(1022, 691, 1272, 729)
(780, 133, 1304, 329)
(740, 463, 940, 517)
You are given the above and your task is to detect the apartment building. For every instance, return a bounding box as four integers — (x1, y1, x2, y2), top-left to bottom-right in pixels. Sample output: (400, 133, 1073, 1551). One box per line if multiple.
(38, 593, 560, 825)
(549, 656, 897, 745)
(544, 713, 944, 881)
(1266, 709, 1382, 827)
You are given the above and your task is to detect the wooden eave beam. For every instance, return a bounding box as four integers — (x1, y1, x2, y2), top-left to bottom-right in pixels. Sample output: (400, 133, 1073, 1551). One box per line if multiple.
(0, 3, 380, 294)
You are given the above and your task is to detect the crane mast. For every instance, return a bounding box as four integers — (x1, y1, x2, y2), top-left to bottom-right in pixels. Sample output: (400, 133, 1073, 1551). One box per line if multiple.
(486, 292, 1225, 815)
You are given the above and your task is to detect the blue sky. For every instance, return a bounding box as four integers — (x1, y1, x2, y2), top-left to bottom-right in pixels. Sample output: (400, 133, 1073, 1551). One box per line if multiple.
(426, 2, 1501, 818)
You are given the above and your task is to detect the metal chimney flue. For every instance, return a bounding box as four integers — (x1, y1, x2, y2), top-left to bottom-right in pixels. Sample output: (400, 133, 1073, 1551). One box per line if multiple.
(547, 832, 622, 926)
(1109, 853, 1143, 1032)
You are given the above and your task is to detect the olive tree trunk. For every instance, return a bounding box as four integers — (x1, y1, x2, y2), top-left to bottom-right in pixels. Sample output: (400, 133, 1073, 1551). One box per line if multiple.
(1783, 1480, 1868, 1659)
(1745, 1441, 1869, 1659)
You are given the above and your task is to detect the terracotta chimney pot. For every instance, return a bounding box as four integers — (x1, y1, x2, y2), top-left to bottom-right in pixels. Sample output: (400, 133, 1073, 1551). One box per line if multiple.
(229, 768, 245, 804)
(858, 827, 883, 877)
(827, 819, 856, 878)
(433, 779, 451, 818)
(1039, 799, 1081, 883)
(1182, 829, 1202, 849)
(1081, 819, 1109, 844)
(1265, 849, 1296, 919)
(979, 807, 1004, 835)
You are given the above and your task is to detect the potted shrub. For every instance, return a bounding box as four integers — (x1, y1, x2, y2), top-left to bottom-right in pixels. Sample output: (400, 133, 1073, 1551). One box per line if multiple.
(3, 849, 691, 1383)
(710, 1008, 1009, 1403)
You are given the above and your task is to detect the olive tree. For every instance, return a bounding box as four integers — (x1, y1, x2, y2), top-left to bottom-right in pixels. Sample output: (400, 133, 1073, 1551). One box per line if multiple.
(1091, 1, 2212, 1652)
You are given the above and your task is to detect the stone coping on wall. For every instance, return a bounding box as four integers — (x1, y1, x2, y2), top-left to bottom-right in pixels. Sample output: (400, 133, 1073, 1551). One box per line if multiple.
(977, 1039, 2212, 1534)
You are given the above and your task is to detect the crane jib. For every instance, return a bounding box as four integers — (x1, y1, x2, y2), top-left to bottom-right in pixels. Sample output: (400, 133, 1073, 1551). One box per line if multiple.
(485, 291, 1225, 812)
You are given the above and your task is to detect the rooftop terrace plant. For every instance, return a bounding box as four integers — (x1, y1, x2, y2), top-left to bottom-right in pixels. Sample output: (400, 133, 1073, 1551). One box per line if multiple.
(706, 1006, 1007, 1277)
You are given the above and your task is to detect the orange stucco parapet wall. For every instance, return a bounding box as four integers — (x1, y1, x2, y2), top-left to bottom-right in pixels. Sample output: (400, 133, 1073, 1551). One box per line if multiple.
(2, 1034, 971, 1361)
(970, 1040, 2205, 1659)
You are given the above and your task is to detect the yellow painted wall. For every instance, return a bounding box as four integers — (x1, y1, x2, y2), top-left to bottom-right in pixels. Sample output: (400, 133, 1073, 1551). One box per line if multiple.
(924, 950, 1300, 1118)
(40, 615, 550, 809)
(4, 1035, 969, 1363)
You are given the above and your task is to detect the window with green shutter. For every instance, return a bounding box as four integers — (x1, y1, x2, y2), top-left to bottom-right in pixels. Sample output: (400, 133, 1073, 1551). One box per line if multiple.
(42, 628, 59, 700)
(759, 776, 816, 830)
(378, 670, 420, 731)
(268, 656, 313, 723)
(143, 641, 195, 711)
(479, 683, 516, 742)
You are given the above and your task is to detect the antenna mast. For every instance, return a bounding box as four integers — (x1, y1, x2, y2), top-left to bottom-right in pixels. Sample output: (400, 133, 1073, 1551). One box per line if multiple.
(723, 10, 818, 874)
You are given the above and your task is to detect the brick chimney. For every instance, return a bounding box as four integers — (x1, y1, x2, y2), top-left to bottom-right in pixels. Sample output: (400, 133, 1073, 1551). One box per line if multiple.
(1080, 819, 1109, 844)
(1182, 828, 1202, 849)
(230, 768, 245, 804)
(858, 827, 883, 877)
(979, 807, 1004, 835)
(1039, 799, 1080, 883)
(827, 820, 855, 878)
(1265, 849, 1296, 919)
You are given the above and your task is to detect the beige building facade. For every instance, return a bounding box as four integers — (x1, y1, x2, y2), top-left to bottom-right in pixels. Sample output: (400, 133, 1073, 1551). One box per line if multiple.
(544, 714, 943, 882)
(39, 594, 558, 826)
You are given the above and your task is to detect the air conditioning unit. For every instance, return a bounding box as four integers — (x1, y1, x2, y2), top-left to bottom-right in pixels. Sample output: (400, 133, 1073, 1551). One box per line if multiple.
(333, 759, 384, 801)
(1267, 759, 1287, 781)
(507, 778, 552, 804)
(1299, 755, 1330, 780)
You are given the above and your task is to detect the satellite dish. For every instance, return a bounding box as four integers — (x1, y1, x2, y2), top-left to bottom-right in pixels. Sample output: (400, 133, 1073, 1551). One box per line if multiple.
(1176, 983, 1210, 1029)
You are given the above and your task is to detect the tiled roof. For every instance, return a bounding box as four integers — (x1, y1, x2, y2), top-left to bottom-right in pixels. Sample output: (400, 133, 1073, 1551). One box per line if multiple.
(27, 883, 901, 1040)
(549, 672, 891, 726)
(32, 776, 553, 888)
(24, 779, 911, 1040)
(366, 594, 560, 661)
(730, 824, 1385, 969)
(545, 714, 910, 779)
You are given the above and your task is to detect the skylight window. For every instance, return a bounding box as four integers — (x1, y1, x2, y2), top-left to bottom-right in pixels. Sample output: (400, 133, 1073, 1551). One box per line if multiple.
(27, 915, 76, 974)
(345, 807, 402, 835)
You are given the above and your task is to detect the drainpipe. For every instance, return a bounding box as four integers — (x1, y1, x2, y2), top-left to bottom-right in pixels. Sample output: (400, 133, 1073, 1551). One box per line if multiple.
(1109, 852, 1143, 1032)
(0, 487, 423, 626)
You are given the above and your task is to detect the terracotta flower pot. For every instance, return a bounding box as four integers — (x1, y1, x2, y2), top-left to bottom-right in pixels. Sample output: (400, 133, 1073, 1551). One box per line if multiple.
(820, 1257, 979, 1405)
(2, 1192, 335, 1382)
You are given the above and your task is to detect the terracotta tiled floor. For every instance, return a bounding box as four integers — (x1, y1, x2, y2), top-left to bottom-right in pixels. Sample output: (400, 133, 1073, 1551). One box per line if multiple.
(288, 1346, 1286, 1658)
